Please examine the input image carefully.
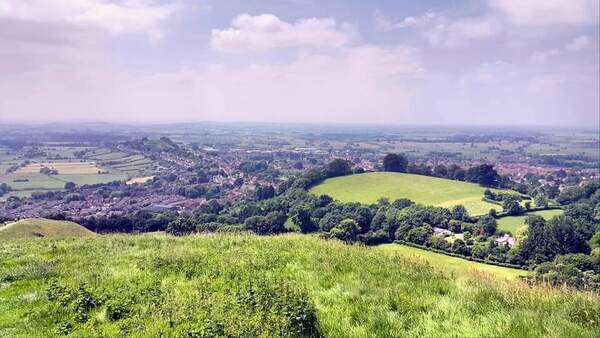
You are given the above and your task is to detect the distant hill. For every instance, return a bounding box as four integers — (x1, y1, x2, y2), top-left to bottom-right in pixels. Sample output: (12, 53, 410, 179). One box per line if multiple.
(0, 218, 94, 241)
(310, 172, 517, 215)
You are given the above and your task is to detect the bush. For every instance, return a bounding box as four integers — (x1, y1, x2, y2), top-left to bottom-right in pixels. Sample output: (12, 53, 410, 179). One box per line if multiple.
(329, 219, 360, 242)
(166, 217, 196, 236)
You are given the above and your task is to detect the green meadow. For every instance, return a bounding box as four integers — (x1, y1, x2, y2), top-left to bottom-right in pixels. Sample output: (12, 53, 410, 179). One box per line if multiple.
(496, 209, 565, 234)
(377, 244, 527, 281)
(310, 172, 511, 215)
(1, 233, 599, 337)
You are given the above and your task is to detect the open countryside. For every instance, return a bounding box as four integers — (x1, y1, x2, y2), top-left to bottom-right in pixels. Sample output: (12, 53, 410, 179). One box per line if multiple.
(310, 172, 512, 215)
(1, 0, 599, 336)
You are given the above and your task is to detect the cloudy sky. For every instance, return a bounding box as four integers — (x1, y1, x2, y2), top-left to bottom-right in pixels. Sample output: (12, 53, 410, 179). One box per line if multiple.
(0, 0, 598, 126)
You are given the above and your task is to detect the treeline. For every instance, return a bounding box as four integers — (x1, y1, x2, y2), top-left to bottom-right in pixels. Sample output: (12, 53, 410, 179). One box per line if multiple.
(382, 153, 504, 187)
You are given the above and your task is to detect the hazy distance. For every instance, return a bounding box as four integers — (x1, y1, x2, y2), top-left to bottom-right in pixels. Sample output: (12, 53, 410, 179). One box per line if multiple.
(0, 0, 598, 126)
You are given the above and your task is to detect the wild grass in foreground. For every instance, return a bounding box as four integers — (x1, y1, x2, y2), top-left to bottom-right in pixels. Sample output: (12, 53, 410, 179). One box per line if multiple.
(0, 233, 599, 337)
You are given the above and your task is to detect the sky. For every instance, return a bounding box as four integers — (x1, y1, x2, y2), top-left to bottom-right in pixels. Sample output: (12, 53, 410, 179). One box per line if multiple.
(0, 0, 598, 126)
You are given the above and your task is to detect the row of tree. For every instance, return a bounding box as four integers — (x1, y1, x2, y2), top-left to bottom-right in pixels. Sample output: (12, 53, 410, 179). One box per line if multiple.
(383, 153, 503, 187)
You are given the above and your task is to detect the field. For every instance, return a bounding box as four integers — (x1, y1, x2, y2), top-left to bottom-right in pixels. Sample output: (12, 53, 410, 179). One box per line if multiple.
(0, 219, 95, 242)
(15, 162, 102, 175)
(377, 244, 527, 281)
(1, 233, 599, 337)
(85, 149, 154, 177)
(0, 148, 143, 200)
(497, 209, 565, 234)
(310, 172, 512, 215)
(126, 176, 155, 185)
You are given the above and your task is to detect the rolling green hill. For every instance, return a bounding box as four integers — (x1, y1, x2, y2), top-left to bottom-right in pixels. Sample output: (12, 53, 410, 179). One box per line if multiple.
(497, 209, 564, 234)
(310, 172, 512, 215)
(0, 218, 95, 242)
(1, 233, 598, 337)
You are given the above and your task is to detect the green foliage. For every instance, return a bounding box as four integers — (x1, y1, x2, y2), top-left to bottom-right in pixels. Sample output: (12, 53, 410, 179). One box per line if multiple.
(166, 217, 196, 236)
(324, 158, 352, 178)
(534, 194, 549, 208)
(382, 153, 408, 172)
(475, 215, 497, 236)
(406, 224, 433, 245)
(329, 219, 360, 242)
(502, 195, 523, 215)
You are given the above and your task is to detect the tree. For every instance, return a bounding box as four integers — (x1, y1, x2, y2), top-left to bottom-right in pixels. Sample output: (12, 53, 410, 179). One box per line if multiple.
(451, 239, 471, 256)
(166, 217, 196, 236)
(451, 205, 469, 222)
(392, 198, 414, 209)
(292, 206, 317, 233)
(502, 195, 522, 215)
(534, 194, 549, 208)
(465, 164, 500, 187)
(330, 219, 360, 242)
(433, 165, 448, 178)
(471, 242, 490, 259)
(244, 215, 284, 235)
(64, 182, 76, 190)
(324, 159, 352, 178)
(382, 153, 408, 173)
(406, 224, 433, 245)
(255, 185, 275, 200)
(476, 215, 497, 236)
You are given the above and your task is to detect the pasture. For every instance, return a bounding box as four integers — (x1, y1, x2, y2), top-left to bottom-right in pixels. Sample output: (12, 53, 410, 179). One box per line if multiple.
(310, 172, 512, 215)
(377, 243, 526, 280)
(0, 233, 598, 337)
(0, 160, 127, 194)
(15, 162, 102, 175)
(0, 147, 147, 198)
(86, 149, 154, 177)
(496, 209, 564, 234)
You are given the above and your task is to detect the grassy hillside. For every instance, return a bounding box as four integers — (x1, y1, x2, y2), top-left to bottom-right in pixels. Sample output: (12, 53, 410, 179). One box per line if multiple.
(310, 172, 511, 215)
(0, 218, 95, 242)
(377, 244, 527, 281)
(497, 209, 564, 234)
(1, 233, 598, 337)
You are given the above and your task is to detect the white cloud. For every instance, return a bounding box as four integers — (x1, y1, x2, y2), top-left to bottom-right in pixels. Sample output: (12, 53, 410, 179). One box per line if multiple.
(0, 46, 423, 124)
(0, 0, 179, 41)
(211, 14, 354, 53)
(425, 16, 502, 47)
(375, 11, 436, 31)
(529, 49, 562, 65)
(489, 0, 599, 26)
(566, 36, 591, 51)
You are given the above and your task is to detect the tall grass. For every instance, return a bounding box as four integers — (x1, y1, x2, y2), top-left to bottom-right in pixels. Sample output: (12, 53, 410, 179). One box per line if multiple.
(1, 233, 599, 337)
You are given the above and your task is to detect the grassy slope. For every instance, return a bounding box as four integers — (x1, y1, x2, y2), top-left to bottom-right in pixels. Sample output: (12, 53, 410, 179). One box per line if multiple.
(1, 233, 598, 337)
(377, 244, 527, 281)
(310, 172, 508, 215)
(497, 209, 564, 234)
(0, 219, 95, 242)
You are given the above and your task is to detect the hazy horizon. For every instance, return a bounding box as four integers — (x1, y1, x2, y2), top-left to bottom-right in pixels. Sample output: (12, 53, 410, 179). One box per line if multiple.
(1, 0, 598, 126)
